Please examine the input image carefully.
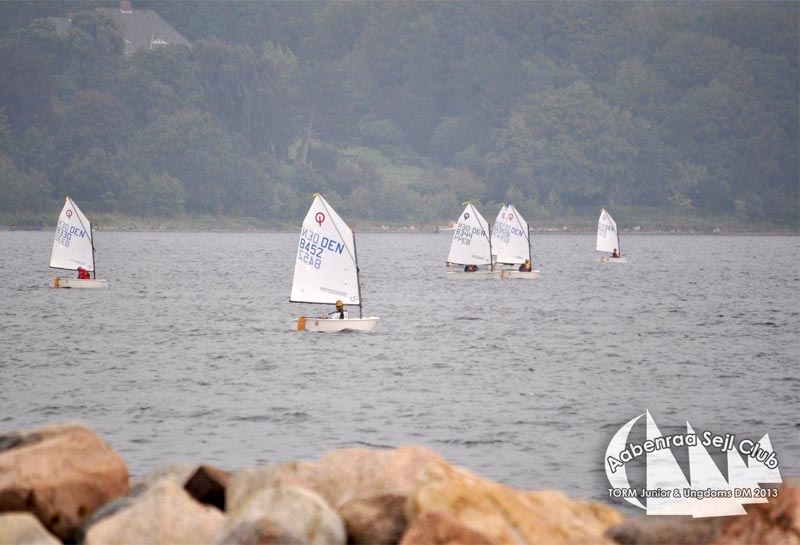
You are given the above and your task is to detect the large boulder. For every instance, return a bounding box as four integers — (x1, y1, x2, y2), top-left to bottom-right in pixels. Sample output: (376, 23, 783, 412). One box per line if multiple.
(712, 479, 800, 545)
(222, 486, 346, 545)
(227, 446, 444, 512)
(82, 479, 224, 545)
(211, 518, 304, 545)
(339, 494, 407, 545)
(129, 463, 196, 497)
(406, 459, 624, 545)
(606, 516, 723, 545)
(0, 423, 128, 542)
(399, 510, 496, 545)
(0, 512, 61, 545)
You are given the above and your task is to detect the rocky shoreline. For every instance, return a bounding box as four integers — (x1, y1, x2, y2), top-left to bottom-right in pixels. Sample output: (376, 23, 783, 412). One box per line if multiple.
(0, 423, 796, 545)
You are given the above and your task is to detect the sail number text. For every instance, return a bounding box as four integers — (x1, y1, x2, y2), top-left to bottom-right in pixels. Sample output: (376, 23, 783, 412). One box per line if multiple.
(598, 223, 616, 237)
(297, 228, 345, 269)
(492, 222, 524, 244)
(55, 220, 87, 248)
(454, 224, 485, 245)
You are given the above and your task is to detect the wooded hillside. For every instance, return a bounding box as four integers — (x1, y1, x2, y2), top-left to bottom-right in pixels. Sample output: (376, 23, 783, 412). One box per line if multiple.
(0, 1, 797, 228)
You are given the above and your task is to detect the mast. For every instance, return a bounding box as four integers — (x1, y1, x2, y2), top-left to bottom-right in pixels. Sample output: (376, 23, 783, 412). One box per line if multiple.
(90, 223, 97, 278)
(487, 209, 494, 271)
(470, 202, 492, 270)
(527, 221, 532, 264)
(352, 226, 363, 319)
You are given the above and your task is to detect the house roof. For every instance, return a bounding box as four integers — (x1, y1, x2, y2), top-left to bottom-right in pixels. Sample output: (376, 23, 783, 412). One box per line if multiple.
(95, 7, 190, 55)
(50, 6, 190, 55)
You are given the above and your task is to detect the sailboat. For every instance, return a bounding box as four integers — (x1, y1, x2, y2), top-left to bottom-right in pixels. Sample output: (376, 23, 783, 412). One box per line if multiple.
(597, 208, 626, 263)
(445, 202, 497, 280)
(290, 193, 379, 333)
(491, 203, 539, 279)
(51, 197, 108, 288)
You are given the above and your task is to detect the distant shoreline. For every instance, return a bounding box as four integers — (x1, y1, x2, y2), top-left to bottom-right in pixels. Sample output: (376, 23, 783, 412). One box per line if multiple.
(2, 225, 797, 235)
(1, 212, 797, 236)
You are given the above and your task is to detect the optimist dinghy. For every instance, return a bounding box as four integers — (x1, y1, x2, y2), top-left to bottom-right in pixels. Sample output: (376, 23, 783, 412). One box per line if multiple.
(597, 208, 627, 263)
(445, 202, 498, 280)
(51, 197, 108, 288)
(491, 203, 539, 279)
(291, 193, 379, 333)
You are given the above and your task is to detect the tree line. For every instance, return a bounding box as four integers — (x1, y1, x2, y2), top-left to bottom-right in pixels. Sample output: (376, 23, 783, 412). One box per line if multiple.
(0, 1, 797, 226)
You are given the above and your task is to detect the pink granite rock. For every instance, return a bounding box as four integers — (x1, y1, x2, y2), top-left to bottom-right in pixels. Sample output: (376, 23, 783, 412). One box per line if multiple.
(712, 479, 800, 545)
(0, 423, 128, 542)
(83, 479, 224, 545)
(339, 494, 407, 545)
(228, 446, 444, 511)
(399, 510, 496, 545)
(407, 459, 623, 545)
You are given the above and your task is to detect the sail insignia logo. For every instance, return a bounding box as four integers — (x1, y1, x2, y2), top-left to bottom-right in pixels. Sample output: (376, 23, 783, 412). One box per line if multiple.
(605, 411, 782, 518)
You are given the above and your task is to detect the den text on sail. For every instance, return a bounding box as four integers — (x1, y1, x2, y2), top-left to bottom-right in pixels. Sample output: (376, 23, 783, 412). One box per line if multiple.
(297, 227, 345, 270)
(54, 220, 87, 248)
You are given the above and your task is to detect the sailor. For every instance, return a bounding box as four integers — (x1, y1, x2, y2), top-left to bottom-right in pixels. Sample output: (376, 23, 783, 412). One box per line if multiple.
(612, 248, 620, 258)
(328, 300, 347, 319)
(464, 264, 478, 272)
(77, 267, 90, 279)
(519, 259, 532, 272)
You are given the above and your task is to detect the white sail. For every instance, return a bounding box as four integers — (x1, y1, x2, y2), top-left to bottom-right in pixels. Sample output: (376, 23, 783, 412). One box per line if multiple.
(291, 194, 360, 306)
(447, 203, 492, 265)
(744, 434, 782, 488)
(645, 411, 694, 515)
(686, 422, 746, 517)
(491, 203, 530, 264)
(727, 434, 781, 506)
(604, 413, 647, 510)
(596, 208, 619, 253)
(50, 197, 95, 271)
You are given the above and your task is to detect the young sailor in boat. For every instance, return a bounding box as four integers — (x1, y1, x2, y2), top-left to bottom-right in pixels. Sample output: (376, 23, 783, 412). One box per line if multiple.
(464, 264, 478, 272)
(77, 267, 91, 279)
(612, 248, 620, 258)
(519, 259, 532, 272)
(326, 300, 348, 319)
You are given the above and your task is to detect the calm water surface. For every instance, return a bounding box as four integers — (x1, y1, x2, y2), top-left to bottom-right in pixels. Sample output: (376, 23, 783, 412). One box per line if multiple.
(1, 232, 798, 506)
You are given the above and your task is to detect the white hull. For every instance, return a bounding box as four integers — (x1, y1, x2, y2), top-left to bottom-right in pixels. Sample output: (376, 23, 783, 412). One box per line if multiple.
(54, 277, 108, 289)
(445, 270, 500, 280)
(598, 256, 627, 263)
(297, 316, 379, 333)
(498, 269, 540, 279)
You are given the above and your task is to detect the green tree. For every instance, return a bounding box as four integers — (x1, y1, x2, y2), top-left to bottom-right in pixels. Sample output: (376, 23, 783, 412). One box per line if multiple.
(0, 39, 52, 132)
(118, 47, 199, 128)
(487, 82, 642, 208)
(118, 173, 187, 217)
(193, 38, 296, 159)
(0, 107, 12, 154)
(136, 173, 188, 217)
(65, 11, 124, 91)
(61, 147, 122, 209)
(56, 90, 132, 171)
(0, 156, 53, 212)
(123, 110, 233, 214)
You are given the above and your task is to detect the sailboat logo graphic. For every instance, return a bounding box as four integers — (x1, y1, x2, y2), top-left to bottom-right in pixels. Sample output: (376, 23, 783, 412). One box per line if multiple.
(605, 411, 782, 517)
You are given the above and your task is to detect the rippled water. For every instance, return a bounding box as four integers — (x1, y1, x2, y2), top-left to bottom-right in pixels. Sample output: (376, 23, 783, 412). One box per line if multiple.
(1, 231, 798, 506)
